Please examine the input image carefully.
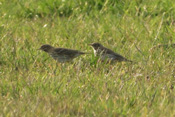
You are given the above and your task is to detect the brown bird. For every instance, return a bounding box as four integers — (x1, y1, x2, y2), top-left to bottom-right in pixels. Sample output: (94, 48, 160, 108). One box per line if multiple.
(39, 44, 87, 63)
(89, 42, 132, 62)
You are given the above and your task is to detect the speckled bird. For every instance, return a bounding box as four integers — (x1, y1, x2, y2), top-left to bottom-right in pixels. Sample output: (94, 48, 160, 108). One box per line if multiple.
(89, 42, 132, 62)
(39, 44, 87, 63)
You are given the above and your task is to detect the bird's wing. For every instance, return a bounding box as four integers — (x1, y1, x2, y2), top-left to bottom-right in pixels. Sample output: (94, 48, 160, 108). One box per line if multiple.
(54, 48, 85, 56)
(103, 47, 129, 61)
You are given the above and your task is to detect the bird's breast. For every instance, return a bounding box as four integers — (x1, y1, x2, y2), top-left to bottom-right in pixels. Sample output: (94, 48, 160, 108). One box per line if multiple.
(93, 48, 103, 56)
(50, 53, 70, 63)
(93, 49, 97, 56)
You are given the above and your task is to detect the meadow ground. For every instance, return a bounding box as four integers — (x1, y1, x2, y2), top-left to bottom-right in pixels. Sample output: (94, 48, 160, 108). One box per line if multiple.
(1, 0, 175, 116)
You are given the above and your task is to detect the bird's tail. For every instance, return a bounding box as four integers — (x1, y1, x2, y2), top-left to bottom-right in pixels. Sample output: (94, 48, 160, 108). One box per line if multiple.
(81, 52, 92, 54)
(126, 59, 137, 63)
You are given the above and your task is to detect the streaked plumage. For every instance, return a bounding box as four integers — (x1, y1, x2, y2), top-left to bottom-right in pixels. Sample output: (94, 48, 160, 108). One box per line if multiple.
(39, 44, 86, 63)
(89, 42, 132, 62)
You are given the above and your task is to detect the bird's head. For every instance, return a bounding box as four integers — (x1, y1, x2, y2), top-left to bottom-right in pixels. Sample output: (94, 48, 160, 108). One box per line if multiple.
(38, 44, 54, 53)
(89, 42, 103, 50)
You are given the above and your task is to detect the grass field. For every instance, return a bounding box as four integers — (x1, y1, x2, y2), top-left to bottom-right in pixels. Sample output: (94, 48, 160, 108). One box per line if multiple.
(1, 0, 175, 116)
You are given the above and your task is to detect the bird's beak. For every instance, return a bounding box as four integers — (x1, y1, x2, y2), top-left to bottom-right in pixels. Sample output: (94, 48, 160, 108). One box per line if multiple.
(88, 43, 92, 46)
